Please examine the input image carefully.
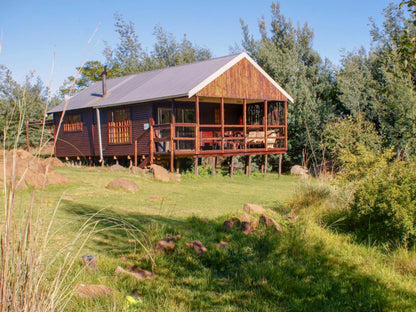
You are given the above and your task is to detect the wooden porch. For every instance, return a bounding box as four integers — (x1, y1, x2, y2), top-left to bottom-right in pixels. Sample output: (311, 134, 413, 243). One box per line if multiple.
(140, 96, 288, 173)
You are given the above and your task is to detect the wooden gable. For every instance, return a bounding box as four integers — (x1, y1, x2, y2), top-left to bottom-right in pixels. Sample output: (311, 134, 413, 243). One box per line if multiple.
(196, 58, 287, 101)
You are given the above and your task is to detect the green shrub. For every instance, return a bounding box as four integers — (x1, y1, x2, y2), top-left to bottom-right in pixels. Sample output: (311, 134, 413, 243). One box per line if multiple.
(348, 160, 416, 247)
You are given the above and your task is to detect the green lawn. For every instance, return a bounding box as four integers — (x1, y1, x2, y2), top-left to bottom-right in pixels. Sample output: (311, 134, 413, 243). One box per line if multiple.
(5, 167, 416, 311)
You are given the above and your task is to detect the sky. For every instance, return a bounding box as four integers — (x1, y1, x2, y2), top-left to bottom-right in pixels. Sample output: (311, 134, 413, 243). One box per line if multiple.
(0, 0, 400, 95)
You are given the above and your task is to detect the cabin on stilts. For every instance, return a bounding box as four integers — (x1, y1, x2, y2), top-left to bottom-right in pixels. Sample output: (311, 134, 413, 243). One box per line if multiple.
(49, 52, 294, 174)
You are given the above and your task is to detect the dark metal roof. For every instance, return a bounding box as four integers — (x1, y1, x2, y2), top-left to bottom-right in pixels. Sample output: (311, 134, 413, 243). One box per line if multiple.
(49, 53, 293, 113)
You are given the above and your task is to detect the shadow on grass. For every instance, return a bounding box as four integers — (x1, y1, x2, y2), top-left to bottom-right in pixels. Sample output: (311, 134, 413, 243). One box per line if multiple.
(61, 202, 415, 312)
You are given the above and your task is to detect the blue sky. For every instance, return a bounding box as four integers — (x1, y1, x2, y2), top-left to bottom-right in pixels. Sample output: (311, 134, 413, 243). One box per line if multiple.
(0, 0, 399, 94)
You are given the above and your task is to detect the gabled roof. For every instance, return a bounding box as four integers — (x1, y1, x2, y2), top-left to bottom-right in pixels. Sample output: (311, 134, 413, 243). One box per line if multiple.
(49, 52, 293, 113)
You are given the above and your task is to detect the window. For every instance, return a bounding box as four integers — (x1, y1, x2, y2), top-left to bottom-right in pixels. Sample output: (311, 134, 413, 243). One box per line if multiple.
(63, 114, 82, 132)
(108, 108, 131, 144)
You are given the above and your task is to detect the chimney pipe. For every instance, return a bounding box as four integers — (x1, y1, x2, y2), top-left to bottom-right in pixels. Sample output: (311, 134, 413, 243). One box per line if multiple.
(101, 65, 107, 96)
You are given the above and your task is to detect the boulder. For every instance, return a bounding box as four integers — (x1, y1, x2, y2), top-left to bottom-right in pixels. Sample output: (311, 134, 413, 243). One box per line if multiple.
(290, 165, 308, 178)
(154, 235, 181, 253)
(259, 214, 283, 232)
(240, 221, 253, 235)
(168, 172, 181, 182)
(73, 284, 112, 298)
(106, 178, 139, 192)
(150, 164, 170, 182)
(223, 217, 241, 232)
(185, 240, 208, 255)
(130, 166, 146, 175)
(109, 164, 125, 172)
(115, 266, 156, 282)
(243, 203, 266, 214)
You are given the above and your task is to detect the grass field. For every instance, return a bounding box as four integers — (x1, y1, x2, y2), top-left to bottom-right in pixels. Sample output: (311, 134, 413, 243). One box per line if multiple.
(4, 166, 416, 311)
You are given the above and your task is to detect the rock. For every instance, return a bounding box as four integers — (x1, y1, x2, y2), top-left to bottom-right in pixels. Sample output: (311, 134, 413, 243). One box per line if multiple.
(130, 166, 146, 175)
(259, 214, 283, 232)
(223, 217, 241, 232)
(244, 203, 266, 214)
(109, 164, 125, 172)
(185, 240, 208, 255)
(47, 173, 69, 185)
(154, 235, 181, 253)
(241, 221, 253, 235)
(290, 165, 308, 178)
(73, 284, 112, 298)
(250, 219, 259, 230)
(106, 178, 139, 192)
(150, 164, 170, 182)
(215, 241, 229, 249)
(115, 266, 156, 282)
(81, 255, 98, 271)
(168, 172, 181, 182)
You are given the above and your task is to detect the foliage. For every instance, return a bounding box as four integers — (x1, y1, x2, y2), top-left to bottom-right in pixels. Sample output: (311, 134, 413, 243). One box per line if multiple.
(0, 65, 53, 148)
(322, 116, 381, 171)
(348, 159, 416, 247)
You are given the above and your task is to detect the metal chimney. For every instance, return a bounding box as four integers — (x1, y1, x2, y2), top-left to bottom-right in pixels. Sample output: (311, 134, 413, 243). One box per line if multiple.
(101, 65, 107, 96)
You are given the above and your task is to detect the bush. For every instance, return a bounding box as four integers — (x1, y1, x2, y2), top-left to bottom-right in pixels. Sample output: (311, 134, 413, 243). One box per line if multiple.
(348, 160, 416, 247)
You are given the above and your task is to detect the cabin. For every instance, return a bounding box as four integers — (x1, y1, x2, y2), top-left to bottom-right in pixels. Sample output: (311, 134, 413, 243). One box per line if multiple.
(49, 52, 293, 174)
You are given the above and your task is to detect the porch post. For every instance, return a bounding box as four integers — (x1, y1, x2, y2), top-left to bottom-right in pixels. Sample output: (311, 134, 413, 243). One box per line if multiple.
(264, 154, 268, 178)
(284, 100, 288, 149)
(279, 153, 282, 178)
(212, 157, 216, 176)
(194, 156, 198, 177)
(170, 100, 175, 172)
(221, 97, 225, 152)
(230, 155, 235, 178)
(149, 118, 154, 166)
(247, 155, 252, 177)
(243, 99, 247, 150)
(264, 100, 268, 150)
(195, 96, 200, 154)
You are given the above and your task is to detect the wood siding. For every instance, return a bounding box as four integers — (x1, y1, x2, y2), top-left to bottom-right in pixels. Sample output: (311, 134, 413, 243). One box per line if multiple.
(54, 109, 95, 158)
(197, 58, 287, 101)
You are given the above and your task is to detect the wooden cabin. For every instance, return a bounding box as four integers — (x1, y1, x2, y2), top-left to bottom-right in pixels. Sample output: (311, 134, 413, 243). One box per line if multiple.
(49, 52, 294, 172)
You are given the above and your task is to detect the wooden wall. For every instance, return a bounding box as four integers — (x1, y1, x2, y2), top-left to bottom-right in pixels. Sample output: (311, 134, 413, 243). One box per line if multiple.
(197, 58, 287, 101)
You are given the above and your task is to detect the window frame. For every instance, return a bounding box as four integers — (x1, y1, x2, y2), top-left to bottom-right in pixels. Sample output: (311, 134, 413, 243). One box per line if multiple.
(63, 113, 83, 132)
(107, 108, 132, 145)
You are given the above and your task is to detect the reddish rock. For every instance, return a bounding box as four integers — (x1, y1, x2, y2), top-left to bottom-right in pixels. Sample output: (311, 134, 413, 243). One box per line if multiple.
(186, 240, 208, 255)
(259, 214, 283, 232)
(223, 217, 241, 231)
(241, 221, 253, 235)
(154, 235, 181, 252)
(150, 164, 170, 182)
(115, 266, 156, 282)
(244, 203, 266, 214)
(216, 241, 229, 249)
(106, 178, 139, 192)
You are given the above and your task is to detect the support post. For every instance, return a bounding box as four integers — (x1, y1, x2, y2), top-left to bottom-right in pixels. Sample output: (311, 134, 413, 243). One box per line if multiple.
(212, 157, 216, 176)
(230, 156, 235, 178)
(195, 96, 200, 154)
(247, 155, 252, 177)
(264, 100, 268, 150)
(284, 100, 288, 149)
(194, 157, 198, 177)
(243, 99, 247, 150)
(264, 154, 268, 178)
(134, 140, 138, 167)
(279, 153, 282, 178)
(26, 120, 30, 151)
(96, 108, 104, 165)
(221, 97, 225, 152)
(170, 123, 174, 173)
(149, 118, 154, 166)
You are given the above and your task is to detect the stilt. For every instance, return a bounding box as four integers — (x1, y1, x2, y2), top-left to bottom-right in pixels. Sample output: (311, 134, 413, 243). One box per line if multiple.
(279, 154, 282, 178)
(212, 157, 216, 176)
(194, 157, 198, 177)
(134, 140, 138, 167)
(264, 154, 268, 178)
(230, 156, 235, 178)
(247, 155, 252, 177)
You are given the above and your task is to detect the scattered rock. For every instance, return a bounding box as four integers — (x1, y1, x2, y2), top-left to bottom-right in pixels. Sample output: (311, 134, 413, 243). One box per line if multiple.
(250, 219, 259, 230)
(259, 214, 283, 232)
(154, 235, 181, 253)
(73, 284, 112, 298)
(115, 266, 156, 282)
(223, 217, 241, 232)
(290, 165, 308, 178)
(81, 254, 98, 271)
(244, 203, 266, 214)
(109, 164, 125, 172)
(130, 166, 146, 175)
(215, 241, 229, 249)
(150, 164, 170, 182)
(168, 172, 181, 182)
(185, 240, 208, 255)
(106, 178, 139, 192)
(241, 221, 253, 235)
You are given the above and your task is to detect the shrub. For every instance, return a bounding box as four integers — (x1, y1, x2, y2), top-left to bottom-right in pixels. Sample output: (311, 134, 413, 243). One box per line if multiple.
(348, 159, 416, 247)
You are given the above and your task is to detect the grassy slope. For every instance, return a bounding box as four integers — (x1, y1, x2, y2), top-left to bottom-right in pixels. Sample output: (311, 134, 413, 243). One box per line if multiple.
(6, 167, 416, 311)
